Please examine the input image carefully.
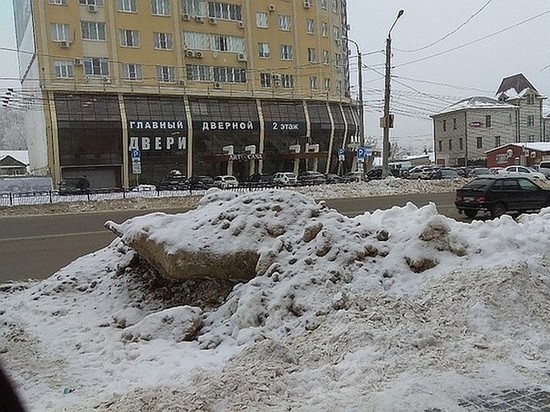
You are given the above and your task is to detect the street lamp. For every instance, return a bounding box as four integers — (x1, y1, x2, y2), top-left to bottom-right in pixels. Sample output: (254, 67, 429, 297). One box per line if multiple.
(344, 37, 364, 149)
(382, 9, 404, 178)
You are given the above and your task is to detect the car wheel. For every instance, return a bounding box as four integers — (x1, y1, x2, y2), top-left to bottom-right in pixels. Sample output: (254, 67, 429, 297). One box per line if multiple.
(464, 209, 478, 218)
(491, 202, 507, 219)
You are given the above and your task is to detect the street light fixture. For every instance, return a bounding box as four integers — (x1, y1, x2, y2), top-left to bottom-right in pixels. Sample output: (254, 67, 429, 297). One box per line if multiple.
(382, 9, 404, 178)
(344, 37, 364, 149)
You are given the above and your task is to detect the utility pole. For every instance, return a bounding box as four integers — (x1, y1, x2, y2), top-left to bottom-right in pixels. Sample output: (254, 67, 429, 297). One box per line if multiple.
(382, 10, 404, 178)
(344, 37, 364, 174)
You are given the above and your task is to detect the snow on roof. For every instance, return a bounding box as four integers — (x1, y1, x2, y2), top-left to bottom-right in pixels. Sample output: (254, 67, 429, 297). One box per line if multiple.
(434, 96, 516, 116)
(486, 142, 550, 153)
(495, 73, 539, 101)
(0, 150, 29, 165)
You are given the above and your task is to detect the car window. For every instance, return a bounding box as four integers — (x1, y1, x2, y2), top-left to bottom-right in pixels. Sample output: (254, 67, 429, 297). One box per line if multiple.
(463, 178, 492, 190)
(502, 179, 519, 190)
(517, 167, 529, 173)
(517, 178, 538, 191)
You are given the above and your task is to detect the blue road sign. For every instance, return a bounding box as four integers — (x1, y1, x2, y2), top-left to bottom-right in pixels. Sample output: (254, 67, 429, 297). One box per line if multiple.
(130, 148, 141, 160)
(357, 147, 366, 160)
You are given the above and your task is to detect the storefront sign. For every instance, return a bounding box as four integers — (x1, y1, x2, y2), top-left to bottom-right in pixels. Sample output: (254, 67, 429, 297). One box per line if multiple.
(199, 121, 257, 131)
(228, 153, 264, 161)
(129, 136, 187, 151)
(128, 121, 186, 130)
(468, 122, 483, 128)
(267, 121, 304, 132)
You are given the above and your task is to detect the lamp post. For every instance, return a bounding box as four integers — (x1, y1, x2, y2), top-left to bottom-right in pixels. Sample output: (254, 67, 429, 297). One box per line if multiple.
(382, 9, 404, 178)
(344, 37, 364, 149)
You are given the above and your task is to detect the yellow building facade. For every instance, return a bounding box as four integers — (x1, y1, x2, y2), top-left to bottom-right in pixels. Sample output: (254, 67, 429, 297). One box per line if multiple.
(14, 0, 359, 188)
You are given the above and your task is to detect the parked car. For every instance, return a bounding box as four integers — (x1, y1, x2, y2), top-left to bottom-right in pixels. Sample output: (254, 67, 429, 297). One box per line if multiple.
(467, 167, 491, 178)
(502, 165, 546, 180)
(455, 175, 550, 218)
(489, 167, 504, 175)
(58, 176, 90, 195)
(213, 175, 239, 189)
(272, 172, 297, 186)
(407, 166, 434, 180)
(430, 168, 460, 180)
(537, 161, 550, 179)
(342, 171, 366, 183)
(187, 175, 214, 190)
(156, 170, 189, 191)
(298, 171, 326, 185)
(247, 173, 273, 186)
(325, 173, 344, 184)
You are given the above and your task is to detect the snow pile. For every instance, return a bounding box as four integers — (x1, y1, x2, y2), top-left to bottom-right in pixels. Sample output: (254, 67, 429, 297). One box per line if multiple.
(2, 189, 550, 411)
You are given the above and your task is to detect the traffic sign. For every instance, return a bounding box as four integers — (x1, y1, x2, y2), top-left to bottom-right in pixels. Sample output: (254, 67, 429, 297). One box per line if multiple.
(338, 148, 345, 161)
(130, 148, 141, 160)
(357, 147, 366, 161)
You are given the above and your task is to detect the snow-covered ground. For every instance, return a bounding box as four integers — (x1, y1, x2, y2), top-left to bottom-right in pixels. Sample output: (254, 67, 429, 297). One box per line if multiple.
(2, 179, 550, 411)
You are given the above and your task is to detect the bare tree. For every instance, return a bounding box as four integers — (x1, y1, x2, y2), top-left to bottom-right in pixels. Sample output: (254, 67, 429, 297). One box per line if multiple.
(0, 109, 26, 149)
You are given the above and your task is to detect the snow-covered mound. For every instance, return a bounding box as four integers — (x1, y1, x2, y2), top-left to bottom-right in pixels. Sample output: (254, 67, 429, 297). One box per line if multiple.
(2, 189, 550, 411)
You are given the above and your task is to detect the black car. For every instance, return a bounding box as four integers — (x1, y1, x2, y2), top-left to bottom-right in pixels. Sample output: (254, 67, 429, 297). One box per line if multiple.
(187, 175, 214, 190)
(455, 176, 550, 218)
(156, 170, 189, 191)
(247, 173, 273, 186)
(298, 171, 326, 185)
(325, 173, 344, 184)
(430, 168, 460, 180)
(58, 177, 90, 195)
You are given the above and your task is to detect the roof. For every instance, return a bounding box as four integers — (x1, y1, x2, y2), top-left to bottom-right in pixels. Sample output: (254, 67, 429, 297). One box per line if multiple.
(485, 142, 550, 154)
(495, 73, 539, 101)
(0, 150, 29, 165)
(433, 96, 516, 116)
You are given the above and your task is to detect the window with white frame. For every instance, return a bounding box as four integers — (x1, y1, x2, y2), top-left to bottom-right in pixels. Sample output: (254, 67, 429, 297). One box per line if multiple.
(280, 44, 293, 60)
(309, 76, 318, 89)
(527, 115, 535, 126)
(123, 63, 143, 80)
(279, 15, 291, 31)
(208, 2, 242, 21)
(527, 94, 535, 105)
(83, 57, 109, 76)
(183, 32, 210, 50)
(182, 0, 207, 16)
(319, 0, 327, 9)
(333, 25, 340, 41)
(306, 18, 315, 34)
(528, 135, 535, 142)
(120, 29, 140, 47)
(213, 66, 246, 83)
(81, 21, 106, 41)
(307, 47, 316, 63)
(211, 35, 244, 52)
(332, 0, 338, 13)
(51, 23, 70, 42)
(260, 73, 272, 88)
(118, 0, 137, 12)
(54, 60, 73, 78)
(50, 0, 68, 5)
(281, 74, 294, 88)
(256, 12, 268, 28)
(324, 78, 331, 91)
(151, 0, 170, 16)
(321, 22, 328, 37)
(258, 42, 270, 58)
(336, 80, 341, 92)
(154, 32, 173, 49)
(157, 65, 176, 82)
(79, 0, 104, 5)
(334, 53, 341, 67)
(186, 64, 212, 81)
(322, 50, 329, 64)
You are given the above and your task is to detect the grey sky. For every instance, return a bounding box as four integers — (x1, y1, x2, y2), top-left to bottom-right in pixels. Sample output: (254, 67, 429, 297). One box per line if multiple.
(348, 0, 550, 153)
(1, 1, 549, 153)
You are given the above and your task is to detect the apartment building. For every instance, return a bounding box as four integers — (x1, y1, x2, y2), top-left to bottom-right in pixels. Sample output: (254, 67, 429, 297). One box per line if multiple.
(12, 0, 359, 188)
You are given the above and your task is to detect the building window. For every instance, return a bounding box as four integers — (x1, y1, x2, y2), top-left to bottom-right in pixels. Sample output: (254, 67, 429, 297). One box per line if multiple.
(260, 73, 272, 88)
(438, 140, 442, 152)
(281, 74, 294, 88)
(322, 50, 329, 65)
(442, 119, 446, 131)
(151, 0, 170, 16)
(183, 31, 209, 50)
(336, 80, 342, 93)
(157, 65, 176, 82)
(485, 115, 491, 127)
(324, 78, 331, 91)
(279, 15, 292, 31)
(319, 0, 327, 9)
(51, 23, 70, 42)
(333, 25, 340, 41)
(476, 136, 483, 149)
(453, 118, 457, 130)
(79, 0, 104, 5)
(50, 0, 68, 5)
(332, 0, 338, 13)
(494, 136, 500, 147)
(83, 57, 109, 76)
(154, 32, 173, 49)
(213, 66, 246, 83)
(123, 63, 143, 80)
(118, 0, 137, 12)
(211, 34, 245, 52)
(208, 2, 242, 21)
(527, 94, 535, 105)
(321, 22, 328, 37)
(186, 64, 212, 81)
(280, 45, 293, 60)
(81, 21, 106, 41)
(528, 135, 535, 142)
(120, 29, 140, 47)
(309, 76, 318, 90)
(54, 60, 74, 78)
(256, 12, 268, 28)
(307, 47, 316, 63)
(448, 139, 452, 151)
(527, 115, 535, 126)
(334, 53, 341, 67)
(182, 0, 207, 16)
(459, 138, 463, 150)
(258, 42, 270, 58)
(306, 19, 315, 34)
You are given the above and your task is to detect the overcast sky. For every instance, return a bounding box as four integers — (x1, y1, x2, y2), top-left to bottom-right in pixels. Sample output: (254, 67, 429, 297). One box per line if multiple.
(1, 1, 549, 154)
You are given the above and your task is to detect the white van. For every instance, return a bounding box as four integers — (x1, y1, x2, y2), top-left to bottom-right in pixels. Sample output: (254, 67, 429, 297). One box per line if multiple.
(537, 161, 550, 179)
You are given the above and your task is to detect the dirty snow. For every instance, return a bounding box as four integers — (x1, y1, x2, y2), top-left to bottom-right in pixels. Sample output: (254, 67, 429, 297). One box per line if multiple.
(2, 180, 550, 411)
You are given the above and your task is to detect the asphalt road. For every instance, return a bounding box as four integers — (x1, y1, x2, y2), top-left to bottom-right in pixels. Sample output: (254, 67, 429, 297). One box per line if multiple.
(0, 192, 461, 283)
